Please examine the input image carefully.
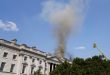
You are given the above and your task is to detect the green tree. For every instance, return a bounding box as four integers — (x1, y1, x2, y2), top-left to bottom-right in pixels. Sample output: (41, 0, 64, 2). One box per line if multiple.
(50, 55, 110, 75)
(50, 61, 72, 75)
(33, 66, 43, 75)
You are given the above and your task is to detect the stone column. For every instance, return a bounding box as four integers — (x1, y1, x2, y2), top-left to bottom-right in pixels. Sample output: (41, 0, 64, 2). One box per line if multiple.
(50, 63, 52, 72)
(51, 63, 54, 71)
(47, 63, 50, 75)
(53, 64, 56, 70)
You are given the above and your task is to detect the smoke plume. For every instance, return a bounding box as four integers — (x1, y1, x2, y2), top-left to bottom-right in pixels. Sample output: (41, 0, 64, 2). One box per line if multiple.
(41, 0, 88, 58)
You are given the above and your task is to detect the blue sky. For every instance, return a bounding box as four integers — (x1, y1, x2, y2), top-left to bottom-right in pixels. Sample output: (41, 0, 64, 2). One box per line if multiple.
(0, 0, 110, 59)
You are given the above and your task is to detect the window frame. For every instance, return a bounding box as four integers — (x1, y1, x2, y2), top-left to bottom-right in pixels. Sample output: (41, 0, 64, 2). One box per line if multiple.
(32, 59, 35, 62)
(0, 62, 6, 71)
(24, 57, 27, 61)
(22, 65, 26, 73)
(13, 55, 17, 60)
(3, 52, 8, 58)
(10, 64, 15, 72)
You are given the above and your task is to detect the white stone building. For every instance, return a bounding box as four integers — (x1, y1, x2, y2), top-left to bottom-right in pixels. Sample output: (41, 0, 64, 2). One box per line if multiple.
(0, 39, 60, 75)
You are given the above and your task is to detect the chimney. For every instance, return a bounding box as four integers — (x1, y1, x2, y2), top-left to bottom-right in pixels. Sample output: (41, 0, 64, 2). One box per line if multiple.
(31, 46, 36, 49)
(11, 39, 17, 44)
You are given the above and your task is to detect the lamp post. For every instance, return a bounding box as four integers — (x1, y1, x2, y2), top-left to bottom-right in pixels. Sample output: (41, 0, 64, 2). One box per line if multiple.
(93, 43, 108, 60)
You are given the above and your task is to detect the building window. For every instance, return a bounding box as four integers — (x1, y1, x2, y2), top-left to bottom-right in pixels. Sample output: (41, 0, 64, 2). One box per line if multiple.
(45, 68, 47, 71)
(22, 65, 26, 73)
(37, 58, 39, 61)
(39, 60, 42, 64)
(0, 62, 6, 71)
(10, 64, 15, 72)
(3, 52, 8, 57)
(32, 59, 35, 62)
(13, 55, 17, 59)
(31, 67, 34, 74)
(24, 57, 27, 61)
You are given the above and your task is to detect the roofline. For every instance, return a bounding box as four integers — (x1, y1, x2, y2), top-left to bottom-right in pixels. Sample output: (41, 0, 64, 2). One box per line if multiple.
(0, 38, 62, 62)
(0, 39, 46, 56)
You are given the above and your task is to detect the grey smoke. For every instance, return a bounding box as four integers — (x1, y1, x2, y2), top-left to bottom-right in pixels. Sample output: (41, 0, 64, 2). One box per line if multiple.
(41, 0, 89, 58)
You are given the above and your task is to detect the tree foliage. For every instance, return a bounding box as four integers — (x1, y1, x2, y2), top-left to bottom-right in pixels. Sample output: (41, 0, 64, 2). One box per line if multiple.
(33, 66, 43, 75)
(50, 55, 110, 75)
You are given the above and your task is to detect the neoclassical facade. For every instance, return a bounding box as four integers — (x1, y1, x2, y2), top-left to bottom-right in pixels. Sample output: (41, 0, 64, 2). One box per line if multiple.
(0, 39, 60, 75)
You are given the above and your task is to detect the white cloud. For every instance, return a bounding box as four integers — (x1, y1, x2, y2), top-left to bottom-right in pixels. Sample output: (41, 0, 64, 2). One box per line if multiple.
(0, 20, 19, 31)
(75, 46, 86, 50)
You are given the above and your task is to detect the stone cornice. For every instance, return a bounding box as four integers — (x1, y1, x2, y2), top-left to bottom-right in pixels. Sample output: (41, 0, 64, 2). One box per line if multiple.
(0, 39, 46, 56)
(0, 38, 61, 63)
(0, 39, 21, 51)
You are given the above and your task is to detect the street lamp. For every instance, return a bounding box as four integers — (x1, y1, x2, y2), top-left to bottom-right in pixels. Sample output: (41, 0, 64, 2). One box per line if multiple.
(93, 43, 108, 60)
